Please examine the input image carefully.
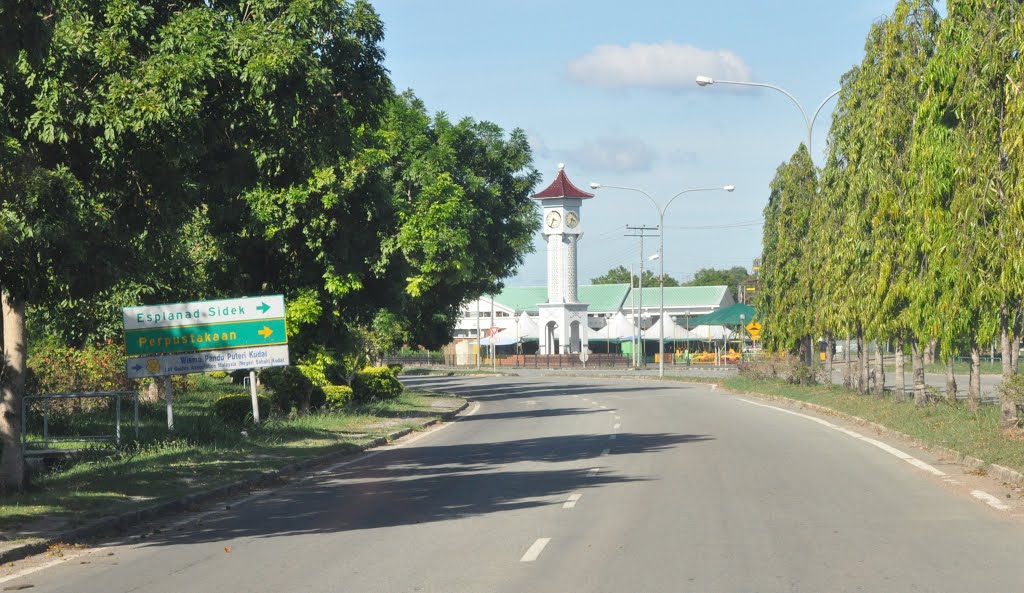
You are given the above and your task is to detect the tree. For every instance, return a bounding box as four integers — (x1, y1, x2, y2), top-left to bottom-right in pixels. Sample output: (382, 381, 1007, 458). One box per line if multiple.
(758, 146, 817, 355)
(685, 267, 752, 302)
(591, 265, 680, 287)
(819, 0, 940, 396)
(0, 0, 391, 492)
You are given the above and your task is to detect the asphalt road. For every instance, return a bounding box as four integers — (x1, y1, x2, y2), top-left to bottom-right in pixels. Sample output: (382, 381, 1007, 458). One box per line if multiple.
(4, 375, 1024, 592)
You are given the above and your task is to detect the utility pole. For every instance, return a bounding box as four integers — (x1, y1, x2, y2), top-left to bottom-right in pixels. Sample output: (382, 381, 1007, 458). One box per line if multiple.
(626, 225, 658, 369)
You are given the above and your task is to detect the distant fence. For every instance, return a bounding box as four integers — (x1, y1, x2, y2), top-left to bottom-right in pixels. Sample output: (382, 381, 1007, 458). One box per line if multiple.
(385, 353, 741, 370)
(22, 391, 139, 452)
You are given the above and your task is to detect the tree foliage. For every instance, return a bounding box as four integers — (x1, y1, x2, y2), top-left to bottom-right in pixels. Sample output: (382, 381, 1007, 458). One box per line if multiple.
(0, 1, 540, 492)
(591, 265, 680, 288)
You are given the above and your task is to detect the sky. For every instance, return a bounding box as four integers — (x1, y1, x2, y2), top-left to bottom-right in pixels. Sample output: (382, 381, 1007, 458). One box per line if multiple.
(371, 0, 912, 288)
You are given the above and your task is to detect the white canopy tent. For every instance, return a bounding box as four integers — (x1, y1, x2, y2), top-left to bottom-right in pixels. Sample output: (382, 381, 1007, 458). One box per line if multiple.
(600, 312, 639, 341)
(644, 317, 693, 342)
(689, 324, 735, 342)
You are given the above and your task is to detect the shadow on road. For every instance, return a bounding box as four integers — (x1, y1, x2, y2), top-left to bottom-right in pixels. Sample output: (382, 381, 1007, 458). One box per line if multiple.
(134, 431, 712, 547)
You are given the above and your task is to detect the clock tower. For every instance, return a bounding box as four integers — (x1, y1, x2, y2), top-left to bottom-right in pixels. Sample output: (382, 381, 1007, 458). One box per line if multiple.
(532, 164, 593, 355)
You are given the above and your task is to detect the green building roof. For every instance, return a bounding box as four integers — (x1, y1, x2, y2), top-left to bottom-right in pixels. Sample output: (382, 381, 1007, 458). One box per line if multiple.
(494, 284, 727, 314)
(629, 285, 730, 308)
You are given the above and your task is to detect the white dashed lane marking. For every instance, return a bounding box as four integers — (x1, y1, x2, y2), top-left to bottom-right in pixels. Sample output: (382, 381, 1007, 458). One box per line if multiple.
(601, 448, 610, 456)
(563, 493, 582, 509)
(520, 538, 551, 562)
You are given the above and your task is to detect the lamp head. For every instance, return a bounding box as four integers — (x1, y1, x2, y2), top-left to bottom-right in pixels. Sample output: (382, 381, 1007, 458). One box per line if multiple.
(723, 185, 736, 192)
(695, 75, 715, 87)
(589, 182, 602, 189)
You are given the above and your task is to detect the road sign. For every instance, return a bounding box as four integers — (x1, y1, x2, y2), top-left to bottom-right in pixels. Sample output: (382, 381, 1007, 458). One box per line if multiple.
(126, 345, 291, 379)
(579, 347, 590, 363)
(125, 318, 287, 356)
(124, 295, 285, 331)
(746, 320, 762, 341)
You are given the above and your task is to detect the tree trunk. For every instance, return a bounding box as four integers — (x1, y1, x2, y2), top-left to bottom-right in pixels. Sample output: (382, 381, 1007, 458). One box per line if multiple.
(1001, 313, 1013, 378)
(969, 343, 981, 411)
(843, 336, 852, 389)
(874, 344, 885, 396)
(894, 337, 905, 401)
(0, 289, 26, 494)
(858, 332, 868, 395)
(912, 342, 926, 406)
(824, 333, 833, 380)
(1013, 334, 1021, 375)
(945, 357, 957, 401)
(925, 339, 938, 366)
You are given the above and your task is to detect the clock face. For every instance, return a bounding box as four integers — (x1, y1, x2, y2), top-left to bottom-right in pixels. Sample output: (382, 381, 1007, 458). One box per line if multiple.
(565, 211, 579, 228)
(545, 210, 561, 228)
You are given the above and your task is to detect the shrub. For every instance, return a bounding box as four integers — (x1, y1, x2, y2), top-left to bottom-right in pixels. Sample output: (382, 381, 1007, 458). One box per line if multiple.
(214, 394, 271, 424)
(27, 341, 134, 394)
(323, 385, 354, 410)
(351, 366, 403, 403)
(259, 366, 314, 414)
(387, 363, 403, 376)
(208, 371, 229, 380)
(26, 341, 136, 414)
(297, 347, 347, 387)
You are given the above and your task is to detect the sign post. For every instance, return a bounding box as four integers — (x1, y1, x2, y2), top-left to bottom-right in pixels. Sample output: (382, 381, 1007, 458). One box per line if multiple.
(124, 295, 289, 426)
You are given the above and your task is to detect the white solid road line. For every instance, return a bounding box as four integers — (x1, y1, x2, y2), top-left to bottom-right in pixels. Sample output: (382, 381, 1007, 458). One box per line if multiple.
(563, 493, 583, 509)
(972, 490, 1012, 511)
(737, 398, 948, 476)
(520, 538, 551, 562)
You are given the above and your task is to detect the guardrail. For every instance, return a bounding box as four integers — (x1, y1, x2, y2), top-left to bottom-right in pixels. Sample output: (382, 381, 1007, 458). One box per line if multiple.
(22, 391, 139, 452)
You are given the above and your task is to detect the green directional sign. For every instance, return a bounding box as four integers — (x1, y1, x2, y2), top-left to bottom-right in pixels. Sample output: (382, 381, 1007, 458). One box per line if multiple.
(126, 318, 287, 356)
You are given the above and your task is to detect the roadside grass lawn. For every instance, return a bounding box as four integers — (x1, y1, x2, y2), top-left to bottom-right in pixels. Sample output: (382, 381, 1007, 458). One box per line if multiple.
(721, 376, 1024, 474)
(1, 375, 464, 534)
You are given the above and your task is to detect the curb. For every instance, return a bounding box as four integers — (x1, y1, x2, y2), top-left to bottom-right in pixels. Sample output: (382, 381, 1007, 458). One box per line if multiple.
(723, 388, 1024, 487)
(0, 401, 469, 566)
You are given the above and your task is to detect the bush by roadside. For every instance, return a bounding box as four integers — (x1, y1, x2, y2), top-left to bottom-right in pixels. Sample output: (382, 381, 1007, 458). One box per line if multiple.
(351, 366, 403, 403)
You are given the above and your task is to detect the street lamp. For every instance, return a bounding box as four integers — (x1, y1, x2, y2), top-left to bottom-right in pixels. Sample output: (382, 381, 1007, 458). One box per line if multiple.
(694, 76, 839, 156)
(589, 182, 735, 377)
(697, 75, 839, 363)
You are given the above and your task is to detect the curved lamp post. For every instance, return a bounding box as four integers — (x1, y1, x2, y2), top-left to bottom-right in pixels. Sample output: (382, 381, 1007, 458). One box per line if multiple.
(694, 76, 839, 156)
(696, 75, 839, 363)
(589, 182, 735, 377)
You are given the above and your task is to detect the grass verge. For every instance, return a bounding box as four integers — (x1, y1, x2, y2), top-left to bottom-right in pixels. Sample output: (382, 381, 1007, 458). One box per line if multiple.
(720, 375, 1024, 474)
(2, 376, 465, 534)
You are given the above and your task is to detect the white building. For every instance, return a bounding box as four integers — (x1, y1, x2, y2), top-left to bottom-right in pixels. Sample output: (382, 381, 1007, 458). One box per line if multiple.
(453, 166, 735, 352)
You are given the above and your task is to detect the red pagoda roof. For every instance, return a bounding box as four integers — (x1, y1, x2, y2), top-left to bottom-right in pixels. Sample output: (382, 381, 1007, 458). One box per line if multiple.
(532, 166, 594, 200)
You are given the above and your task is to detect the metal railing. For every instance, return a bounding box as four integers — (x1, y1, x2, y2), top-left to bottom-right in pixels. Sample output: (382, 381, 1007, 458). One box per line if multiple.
(22, 391, 139, 452)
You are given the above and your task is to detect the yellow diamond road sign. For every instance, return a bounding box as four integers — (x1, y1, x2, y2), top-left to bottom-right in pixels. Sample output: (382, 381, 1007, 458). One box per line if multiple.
(746, 320, 762, 340)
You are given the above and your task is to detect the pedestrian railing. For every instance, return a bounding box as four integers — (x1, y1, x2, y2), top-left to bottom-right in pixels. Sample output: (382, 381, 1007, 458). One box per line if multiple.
(21, 391, 139, 452)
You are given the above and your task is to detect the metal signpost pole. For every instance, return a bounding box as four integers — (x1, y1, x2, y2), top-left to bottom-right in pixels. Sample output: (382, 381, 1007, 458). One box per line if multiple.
(249, 369, 260, 424)
(164, 376, 174, 431)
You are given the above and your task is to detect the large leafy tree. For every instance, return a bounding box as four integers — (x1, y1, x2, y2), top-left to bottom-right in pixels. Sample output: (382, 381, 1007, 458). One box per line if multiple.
(685, 267, 752, 302)
(591, 265, 680, 288)
(758, 146, 817, 355)
(0, 0, 390, 492)
(372, 93, 541, 349)
(911, 0, 1017, 407)
(819, 0, 940, 395)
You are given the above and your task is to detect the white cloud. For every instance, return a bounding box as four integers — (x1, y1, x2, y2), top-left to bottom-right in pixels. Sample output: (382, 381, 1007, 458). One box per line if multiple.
(569, 137, 658, 173)
(566, 42, 752, 91)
